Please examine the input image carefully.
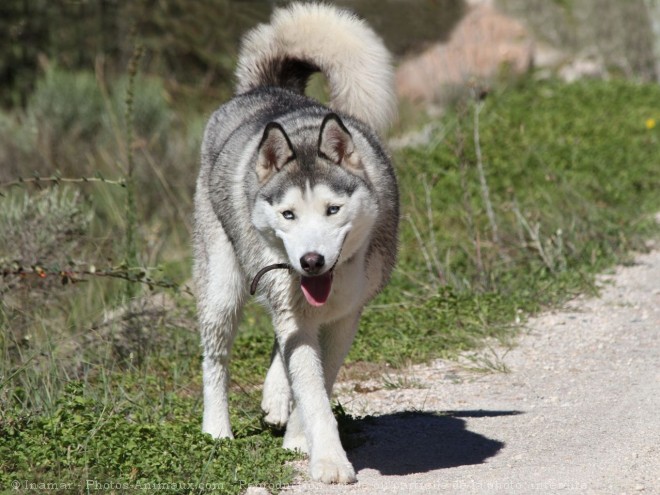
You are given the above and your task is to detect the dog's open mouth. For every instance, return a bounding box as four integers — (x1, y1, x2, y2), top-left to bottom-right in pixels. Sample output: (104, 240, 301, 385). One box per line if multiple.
(300, 271, 333, 307)
(249, 264, 333, 306)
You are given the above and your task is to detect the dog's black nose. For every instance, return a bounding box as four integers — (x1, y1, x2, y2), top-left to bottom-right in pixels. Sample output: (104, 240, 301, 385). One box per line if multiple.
(300, 252, 325, 274)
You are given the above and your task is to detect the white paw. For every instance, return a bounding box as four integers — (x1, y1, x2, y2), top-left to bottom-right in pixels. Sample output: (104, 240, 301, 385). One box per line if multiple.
(202, 423, 234, 440)
(261, 361, 292, 428)
(202, 407, 234, 439)
(261, 393, 291, 428)
(282, 429, 309, 454)
(310, 455, 356, 484)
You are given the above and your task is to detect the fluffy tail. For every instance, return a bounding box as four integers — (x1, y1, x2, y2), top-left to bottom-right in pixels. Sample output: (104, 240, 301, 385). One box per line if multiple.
(235, 2, 396, 134)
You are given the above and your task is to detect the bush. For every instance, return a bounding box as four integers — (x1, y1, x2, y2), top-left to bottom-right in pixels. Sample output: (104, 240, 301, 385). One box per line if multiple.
(28, 68, 104, 152)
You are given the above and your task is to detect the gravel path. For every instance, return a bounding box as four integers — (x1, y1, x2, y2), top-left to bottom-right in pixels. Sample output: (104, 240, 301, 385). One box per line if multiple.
(278, 246, 660, 495)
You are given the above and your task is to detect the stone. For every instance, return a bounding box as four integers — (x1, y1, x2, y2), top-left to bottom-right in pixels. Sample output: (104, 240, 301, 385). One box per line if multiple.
(396, 4, 534, 103)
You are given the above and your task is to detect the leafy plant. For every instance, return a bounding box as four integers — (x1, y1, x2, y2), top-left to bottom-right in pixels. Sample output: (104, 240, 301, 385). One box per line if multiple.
(0, 383, 299, 495)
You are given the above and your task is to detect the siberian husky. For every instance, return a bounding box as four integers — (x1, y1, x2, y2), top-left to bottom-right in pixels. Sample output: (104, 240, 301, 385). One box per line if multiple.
(193, 3, 398, 483)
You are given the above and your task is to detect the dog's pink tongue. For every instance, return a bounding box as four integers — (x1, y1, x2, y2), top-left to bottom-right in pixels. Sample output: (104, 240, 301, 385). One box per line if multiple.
(301, 273, 333, 306)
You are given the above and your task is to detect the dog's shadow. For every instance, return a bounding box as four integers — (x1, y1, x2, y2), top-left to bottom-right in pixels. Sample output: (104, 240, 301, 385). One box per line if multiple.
(342, 410, 520, 476)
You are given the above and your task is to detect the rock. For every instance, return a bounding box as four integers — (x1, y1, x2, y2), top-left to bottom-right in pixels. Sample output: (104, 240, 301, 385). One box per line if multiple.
(558, 53, 608, 83)
(396, 4, 534, 103)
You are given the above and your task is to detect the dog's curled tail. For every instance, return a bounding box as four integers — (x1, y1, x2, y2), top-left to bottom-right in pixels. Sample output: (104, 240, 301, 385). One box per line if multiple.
(235, 2, 396, 134)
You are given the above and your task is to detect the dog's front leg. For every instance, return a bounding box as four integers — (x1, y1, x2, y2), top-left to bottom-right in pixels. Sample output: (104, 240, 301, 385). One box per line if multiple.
(276, 314, 356, 484)
(261, 340, 292, 428)
(195, 239, 246, 439)
(200, 303, 242, 439)
(201, 351, 233, 438)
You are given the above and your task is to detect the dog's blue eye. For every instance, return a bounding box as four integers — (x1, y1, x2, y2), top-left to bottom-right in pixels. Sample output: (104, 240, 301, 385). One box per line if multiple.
(327, 205, 341, 216)
(282, 210, 295, 220)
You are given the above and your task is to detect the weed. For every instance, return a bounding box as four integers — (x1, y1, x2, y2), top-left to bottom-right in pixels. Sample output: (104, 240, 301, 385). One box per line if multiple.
(462, 347, 512, 374)
(123, 41, 145, 300)
(471, 90, 499, 246)
(382, 374, 427, 390)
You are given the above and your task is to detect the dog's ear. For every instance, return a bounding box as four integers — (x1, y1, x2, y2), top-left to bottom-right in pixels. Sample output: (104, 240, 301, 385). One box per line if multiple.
(256, 122, 295, 183)
(318, 113, 362, 172)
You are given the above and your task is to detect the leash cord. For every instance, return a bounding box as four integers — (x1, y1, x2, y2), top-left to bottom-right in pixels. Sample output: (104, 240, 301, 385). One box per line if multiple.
(249, 263, 292, 295)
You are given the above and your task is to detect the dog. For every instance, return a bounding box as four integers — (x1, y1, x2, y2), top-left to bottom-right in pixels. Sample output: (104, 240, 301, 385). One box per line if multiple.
(193, 3, 398, 484)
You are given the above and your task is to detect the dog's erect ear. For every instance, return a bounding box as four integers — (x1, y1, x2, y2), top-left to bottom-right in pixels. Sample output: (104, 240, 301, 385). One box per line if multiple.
(256, 122, 295, 183)
(318, 113, 361, 172)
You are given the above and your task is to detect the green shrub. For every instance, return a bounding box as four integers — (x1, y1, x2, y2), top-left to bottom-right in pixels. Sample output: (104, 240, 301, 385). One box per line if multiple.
(27, 68, 104, 144)
(103, 75, 172, 144)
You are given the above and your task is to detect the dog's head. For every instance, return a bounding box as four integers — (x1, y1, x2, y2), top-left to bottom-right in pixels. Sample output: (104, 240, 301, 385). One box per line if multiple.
(251, 113, 379, 305)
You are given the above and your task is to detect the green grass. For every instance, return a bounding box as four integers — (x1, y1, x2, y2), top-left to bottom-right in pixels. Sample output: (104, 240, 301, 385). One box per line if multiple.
(352, 79, 660, 366)
(0, 382, 298, 494)
(1, 79, 660, 493)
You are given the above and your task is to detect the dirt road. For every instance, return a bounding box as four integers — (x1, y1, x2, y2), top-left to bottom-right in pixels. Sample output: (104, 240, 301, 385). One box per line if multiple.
(279, 247, 660, 494)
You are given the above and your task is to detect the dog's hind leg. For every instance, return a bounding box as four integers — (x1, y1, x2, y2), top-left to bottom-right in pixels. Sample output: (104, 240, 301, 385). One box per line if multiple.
(262, 339, 292, 429)
(195, 231, 246, 439)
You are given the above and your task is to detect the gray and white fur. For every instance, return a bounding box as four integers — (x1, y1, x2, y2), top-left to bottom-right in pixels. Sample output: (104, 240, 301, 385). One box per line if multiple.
(193, 3, 398, 484)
